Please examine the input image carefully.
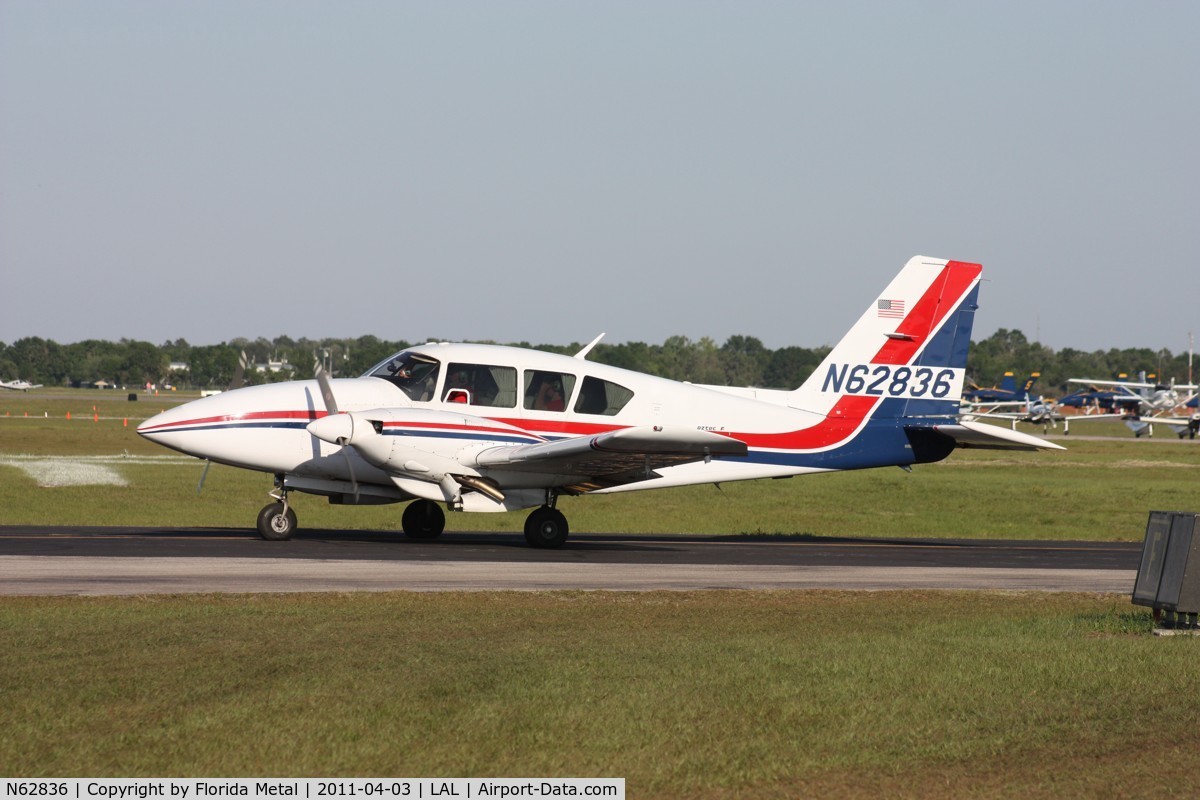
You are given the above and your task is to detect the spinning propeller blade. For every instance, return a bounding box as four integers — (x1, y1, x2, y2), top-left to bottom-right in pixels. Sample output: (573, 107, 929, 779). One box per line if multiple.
(310, 362, 359, 501)
(315, 363, 339, 416)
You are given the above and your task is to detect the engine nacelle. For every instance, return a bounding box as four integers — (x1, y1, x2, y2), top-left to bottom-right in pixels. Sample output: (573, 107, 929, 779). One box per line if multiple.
(308, 407, 537, 482)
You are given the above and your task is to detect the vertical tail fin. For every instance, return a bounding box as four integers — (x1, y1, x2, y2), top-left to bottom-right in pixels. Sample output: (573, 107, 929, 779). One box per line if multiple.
(790, 256, 982, 423)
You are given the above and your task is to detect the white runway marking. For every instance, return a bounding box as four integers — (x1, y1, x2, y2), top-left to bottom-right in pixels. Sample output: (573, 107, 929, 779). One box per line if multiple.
(0, 454, 194, 487)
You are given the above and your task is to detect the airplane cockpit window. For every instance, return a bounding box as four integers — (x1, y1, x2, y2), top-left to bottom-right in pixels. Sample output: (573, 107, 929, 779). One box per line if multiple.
(523, 371, 576, 413)
(573, 376, 634, 416)
(444, 363, 518, 408)
(363, 351, 440, 402)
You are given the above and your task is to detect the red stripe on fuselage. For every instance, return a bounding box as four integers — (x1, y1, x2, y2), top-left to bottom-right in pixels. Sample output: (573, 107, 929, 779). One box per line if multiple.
(139, 409, 320, 433)
(490, 417, 623, 438)
(732, 394, 877, 450)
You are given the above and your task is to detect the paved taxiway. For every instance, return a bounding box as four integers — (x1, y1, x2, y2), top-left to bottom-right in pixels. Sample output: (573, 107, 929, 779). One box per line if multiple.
(0, 526, 1138, 595)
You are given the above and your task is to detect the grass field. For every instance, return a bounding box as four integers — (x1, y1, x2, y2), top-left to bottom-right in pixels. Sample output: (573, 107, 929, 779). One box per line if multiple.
(2, 388, 1199, 795)
(2, 592, 1198, 797)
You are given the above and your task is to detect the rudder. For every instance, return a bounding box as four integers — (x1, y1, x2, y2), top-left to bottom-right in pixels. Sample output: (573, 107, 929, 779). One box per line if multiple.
(790, 256, 983, 423)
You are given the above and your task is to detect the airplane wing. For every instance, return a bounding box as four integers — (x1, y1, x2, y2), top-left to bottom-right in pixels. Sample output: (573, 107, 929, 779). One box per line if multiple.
(1066, 378, 1152, 392)
(473, 426, 749, 491)
(960, 410, 1056, 423)
(961, 399, 1034, 411)
(930, 419, 1065, 450)
(1138, 413, 1199, 429)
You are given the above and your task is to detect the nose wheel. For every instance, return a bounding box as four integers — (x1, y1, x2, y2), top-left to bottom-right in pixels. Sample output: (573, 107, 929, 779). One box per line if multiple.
(257, 501, 297, 541)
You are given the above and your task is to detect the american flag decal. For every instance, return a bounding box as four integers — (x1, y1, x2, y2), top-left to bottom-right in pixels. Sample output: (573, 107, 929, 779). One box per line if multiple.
(877, 299, 905, 318)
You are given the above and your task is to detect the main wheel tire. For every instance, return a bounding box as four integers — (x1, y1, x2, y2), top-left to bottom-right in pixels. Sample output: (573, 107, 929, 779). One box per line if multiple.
(524, 506, 569, 548)
(402, 499, 445, 539)
(256, 502, 297, 541)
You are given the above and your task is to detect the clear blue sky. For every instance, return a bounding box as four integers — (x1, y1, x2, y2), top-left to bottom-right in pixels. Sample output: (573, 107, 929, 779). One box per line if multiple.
(2, 1, 1196, 352)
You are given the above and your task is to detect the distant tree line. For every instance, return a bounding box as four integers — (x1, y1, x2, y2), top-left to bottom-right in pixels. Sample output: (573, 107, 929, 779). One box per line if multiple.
(0, 330, 1195, 397)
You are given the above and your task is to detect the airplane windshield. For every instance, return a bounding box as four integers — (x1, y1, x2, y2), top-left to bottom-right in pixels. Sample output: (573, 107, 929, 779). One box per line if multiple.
(363, 351, 440, 402)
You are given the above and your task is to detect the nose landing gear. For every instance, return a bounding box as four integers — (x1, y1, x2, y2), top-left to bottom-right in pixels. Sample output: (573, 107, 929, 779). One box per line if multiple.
(257, 501, 297, 541)
(256, 476, 298, 541)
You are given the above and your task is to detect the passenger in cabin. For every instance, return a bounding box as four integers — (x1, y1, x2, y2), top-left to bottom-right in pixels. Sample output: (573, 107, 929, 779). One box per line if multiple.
(445, 369, 472, 403)
(532, 376, 565, 412)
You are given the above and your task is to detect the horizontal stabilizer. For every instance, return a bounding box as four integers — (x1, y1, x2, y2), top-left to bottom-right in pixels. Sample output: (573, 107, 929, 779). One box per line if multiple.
(932, 419, 1065, 451)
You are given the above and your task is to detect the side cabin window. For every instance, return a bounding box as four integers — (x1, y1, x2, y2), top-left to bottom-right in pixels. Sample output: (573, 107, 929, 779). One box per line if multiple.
(365, 351, 440, 402)
(443, 363, 518, 408)
(523, 371, 575, 413)
(573, 376, 634, 416)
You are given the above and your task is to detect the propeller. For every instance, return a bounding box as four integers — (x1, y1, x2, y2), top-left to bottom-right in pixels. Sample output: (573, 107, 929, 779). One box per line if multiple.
(315, 361, 339, 416)
(310, 362, 360, 502)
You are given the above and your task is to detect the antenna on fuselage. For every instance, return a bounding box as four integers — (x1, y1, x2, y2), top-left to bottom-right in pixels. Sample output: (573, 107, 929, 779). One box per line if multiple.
(574, 332, 606, 360)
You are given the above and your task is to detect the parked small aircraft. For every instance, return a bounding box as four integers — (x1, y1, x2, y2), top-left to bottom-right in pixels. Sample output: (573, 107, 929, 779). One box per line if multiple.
(961, 396, 1063, 432)
(1060, 374, 1198, 437)
(961, 372, 1039, 406)
(1060, 374, 1197, 415)
(0, 379, 43, 391)
(138, 255, 1061, 546)
(1124, 413, 1200, 439)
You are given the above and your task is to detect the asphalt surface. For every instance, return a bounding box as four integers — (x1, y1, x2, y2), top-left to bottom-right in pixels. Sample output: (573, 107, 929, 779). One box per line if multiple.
(0, 525, 1140, 595)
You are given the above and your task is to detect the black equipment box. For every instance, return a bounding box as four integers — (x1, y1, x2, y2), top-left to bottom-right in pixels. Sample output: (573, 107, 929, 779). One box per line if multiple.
(1133, 511, 1200, 616)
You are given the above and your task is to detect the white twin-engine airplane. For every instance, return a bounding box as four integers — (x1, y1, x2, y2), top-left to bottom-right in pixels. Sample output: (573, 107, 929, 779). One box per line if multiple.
(138, 256, 1061, 547)
(1, 379, 43, 391)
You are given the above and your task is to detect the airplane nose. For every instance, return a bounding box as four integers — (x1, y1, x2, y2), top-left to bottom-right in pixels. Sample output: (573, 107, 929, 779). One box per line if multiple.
(136, 404, 193, 447)
(136, 413, 160, 434)
(136, 393, 233, 455)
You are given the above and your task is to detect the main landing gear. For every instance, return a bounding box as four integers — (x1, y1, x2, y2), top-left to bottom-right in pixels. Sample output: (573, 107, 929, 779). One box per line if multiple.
(397, 498, 568, 547)
(254, 480, 570, 548)
(402, 499, 445, 539)
(524, 505, 569, 548)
